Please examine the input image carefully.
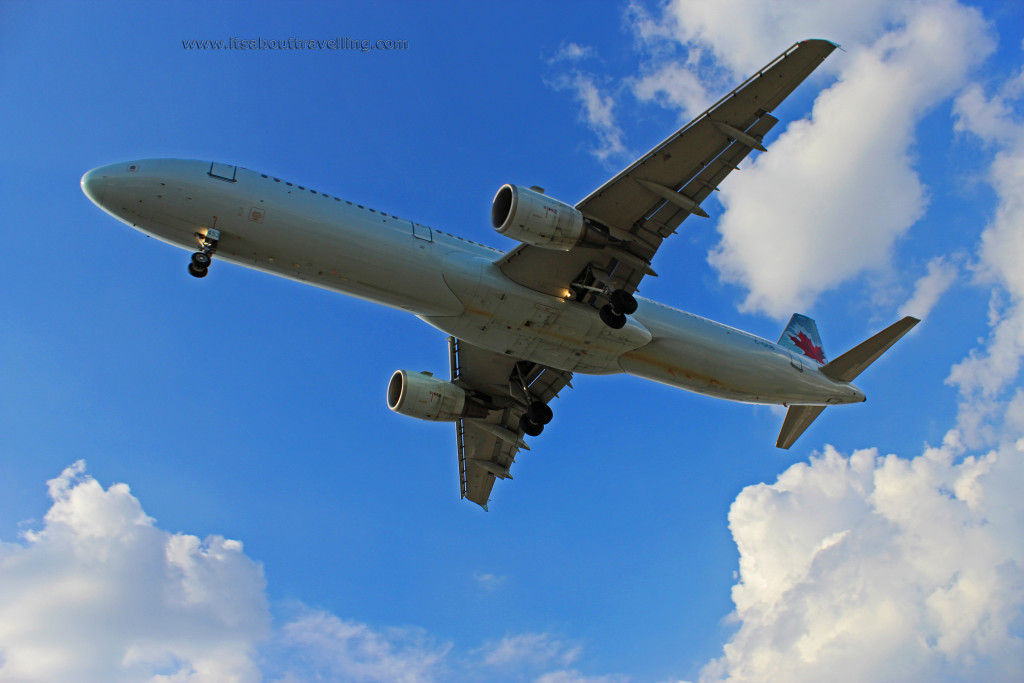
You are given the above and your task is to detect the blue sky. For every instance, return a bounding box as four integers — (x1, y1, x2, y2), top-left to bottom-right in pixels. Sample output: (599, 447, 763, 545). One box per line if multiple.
(2, 1, 1023, 681)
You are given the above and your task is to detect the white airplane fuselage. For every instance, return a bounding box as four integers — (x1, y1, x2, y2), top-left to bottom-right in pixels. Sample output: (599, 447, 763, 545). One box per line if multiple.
(81, 159, 865, 407)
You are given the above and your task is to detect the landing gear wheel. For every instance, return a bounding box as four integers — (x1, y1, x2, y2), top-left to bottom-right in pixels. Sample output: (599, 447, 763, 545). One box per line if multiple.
(188, 263, 208, 278)
(610, 289, 638, 315)
(527, 402, 553, 425)
(191, 252, 212, 268)
(521, 416, 544, 437)
(600, 304, 627, 329)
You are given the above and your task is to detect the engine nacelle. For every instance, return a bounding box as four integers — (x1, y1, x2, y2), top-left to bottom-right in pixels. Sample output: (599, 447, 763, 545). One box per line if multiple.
(491, 184, 606, 251)
(387, 370, 487, 422)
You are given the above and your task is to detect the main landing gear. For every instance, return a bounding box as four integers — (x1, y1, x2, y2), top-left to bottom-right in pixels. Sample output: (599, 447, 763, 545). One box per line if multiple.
(599, 289, 638, 330)
(188, 228, 220, 278)
(511, 361, 554, 437)
(520, 401, 553, 437)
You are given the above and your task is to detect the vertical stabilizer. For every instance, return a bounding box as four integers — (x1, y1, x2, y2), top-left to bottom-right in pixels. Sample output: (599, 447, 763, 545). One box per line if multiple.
(778, 314, 827, 364)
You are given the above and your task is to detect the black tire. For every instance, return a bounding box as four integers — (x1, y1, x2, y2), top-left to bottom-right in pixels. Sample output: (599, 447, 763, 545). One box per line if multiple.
(600, 304, 627, 329)
(188, 263, 208, 278)
(610, 289, 638, 315)
(527, 402, 553, 425)
(521, 417, 544, 437)
(191, 252, 212, 268)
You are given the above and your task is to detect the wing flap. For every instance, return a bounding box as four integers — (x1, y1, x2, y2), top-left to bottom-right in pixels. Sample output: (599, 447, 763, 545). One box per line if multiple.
(449, 337, 573, 508)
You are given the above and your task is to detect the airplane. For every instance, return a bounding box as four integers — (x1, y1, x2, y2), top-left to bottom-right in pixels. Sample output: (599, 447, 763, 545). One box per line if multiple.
(81, 40, 917, 510)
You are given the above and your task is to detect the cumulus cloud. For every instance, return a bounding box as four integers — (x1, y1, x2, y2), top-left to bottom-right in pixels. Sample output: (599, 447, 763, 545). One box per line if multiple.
(0, 460, 269, 682)
(947, 64, 1024, 445)
(697, 19, 1024, 682)
(701, 434, 1024, 683)
(634, 0, 896, 77)
(707, 2, 991, 317)
(0, 463, 617, 682)
(630, 0, 993, 318)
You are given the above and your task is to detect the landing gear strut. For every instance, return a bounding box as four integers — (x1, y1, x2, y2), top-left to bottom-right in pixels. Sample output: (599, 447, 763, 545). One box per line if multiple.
(188, 228, 220, 278)
(600, 288, 637, 329)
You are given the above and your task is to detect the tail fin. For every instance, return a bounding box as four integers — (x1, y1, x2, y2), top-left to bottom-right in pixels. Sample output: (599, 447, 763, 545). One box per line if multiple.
(775, 316, 920, 449)
(778, 314, 827, 364)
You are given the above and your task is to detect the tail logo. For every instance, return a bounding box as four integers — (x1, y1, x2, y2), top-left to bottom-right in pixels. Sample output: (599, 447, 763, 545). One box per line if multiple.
(789, 331, 825, 363)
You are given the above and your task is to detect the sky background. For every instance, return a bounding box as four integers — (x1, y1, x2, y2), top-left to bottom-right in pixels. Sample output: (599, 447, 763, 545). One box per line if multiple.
(2, 1, 1023, 681)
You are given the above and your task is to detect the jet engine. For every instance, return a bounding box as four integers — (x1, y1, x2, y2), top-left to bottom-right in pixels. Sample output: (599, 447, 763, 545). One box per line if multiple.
(387, 370, 489, 421)
(491, 184, 607, 250)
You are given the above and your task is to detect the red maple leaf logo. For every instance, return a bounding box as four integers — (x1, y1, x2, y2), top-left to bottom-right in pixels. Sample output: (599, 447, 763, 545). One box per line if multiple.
(789, 332, 825, 363)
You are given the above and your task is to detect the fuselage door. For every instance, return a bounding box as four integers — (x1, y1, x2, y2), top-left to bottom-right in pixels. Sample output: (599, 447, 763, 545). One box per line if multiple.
(788, 352, 804, 372)
(208, 162, 237, 182)
(412, 222, 433, 242)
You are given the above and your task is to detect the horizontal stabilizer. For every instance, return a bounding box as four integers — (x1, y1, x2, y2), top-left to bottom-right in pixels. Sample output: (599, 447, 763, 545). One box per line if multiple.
(777, 405, 826, 449)
(821, 316, 919, 383)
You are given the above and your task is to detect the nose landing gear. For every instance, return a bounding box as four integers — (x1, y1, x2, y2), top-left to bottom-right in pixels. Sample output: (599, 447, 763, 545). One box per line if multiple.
(188, 228, 220, 278)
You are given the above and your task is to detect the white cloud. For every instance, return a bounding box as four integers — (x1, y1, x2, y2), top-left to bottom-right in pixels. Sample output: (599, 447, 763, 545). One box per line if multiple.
(534, 671, 627, 683)
(632, 62, 714, 122)
(0, 461, 269, 682)
(479, 632, 581, 669)
(700, 433, 1024, 683)
(268, 609, 450, 683)
(472, 571, 507, 591)
(697, 17, 1024, 681)
(0, 463, 625, 683)
(553, 42, 595, 62)
(707, 2, 991, 318)
(547, 42, 630, 164)
(555, 73, 630, 163)
(641, 0, 897, 77)
(898, 257, 958, 319)
(947, 64, 1024, 445)
(631, 0, 993, 318)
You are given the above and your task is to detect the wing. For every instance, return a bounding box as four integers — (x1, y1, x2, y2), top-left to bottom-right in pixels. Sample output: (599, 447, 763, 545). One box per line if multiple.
(447, 336, 572, 509)
(497, 39, 837, 300)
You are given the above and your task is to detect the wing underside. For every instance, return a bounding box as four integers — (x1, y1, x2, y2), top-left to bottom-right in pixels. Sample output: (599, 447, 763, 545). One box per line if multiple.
(497, 39, 837, 303)
(448, 337, 572, 509)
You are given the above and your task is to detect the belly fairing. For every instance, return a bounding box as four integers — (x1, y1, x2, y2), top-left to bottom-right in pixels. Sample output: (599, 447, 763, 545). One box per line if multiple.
(423, 252, 650, 374)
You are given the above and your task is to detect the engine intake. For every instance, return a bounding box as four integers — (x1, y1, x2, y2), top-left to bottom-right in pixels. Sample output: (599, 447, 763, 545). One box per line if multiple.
(491, 184, 606, 251)
(387, 370, 488, 422)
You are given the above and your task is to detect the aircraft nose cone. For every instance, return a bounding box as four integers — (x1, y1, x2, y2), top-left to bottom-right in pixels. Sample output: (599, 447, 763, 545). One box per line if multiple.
(81, 168, 107, 205)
